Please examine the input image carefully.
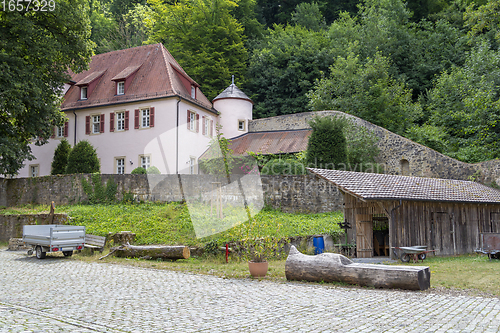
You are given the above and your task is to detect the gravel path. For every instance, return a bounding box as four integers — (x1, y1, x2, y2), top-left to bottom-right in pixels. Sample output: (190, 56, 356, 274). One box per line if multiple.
(1, 249, 500, 332)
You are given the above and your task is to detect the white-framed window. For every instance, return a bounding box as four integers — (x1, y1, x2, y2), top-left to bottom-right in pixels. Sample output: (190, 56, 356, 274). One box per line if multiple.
(56, 126, 64, 138)
(92, 115, 100, 134)
(191, 86, 196, 99)
(80, 86, 87, 100)
(30, 165, 39, 177)
(142, 108, 150, 128)
(117, 81, 125, 95)
(189, 111, 196, 131)
(140, 155, 150, 170)
(189, 157, 196, 174)
(238, 120, 245, 131)
(204, 117, 209, 136)
(116, 158, 125, 174)
(116, 112, 125, 131)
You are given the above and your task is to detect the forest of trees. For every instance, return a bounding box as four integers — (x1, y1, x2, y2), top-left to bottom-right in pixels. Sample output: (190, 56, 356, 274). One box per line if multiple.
(85, 0, 500, 164)
(2, 0, 500, 175)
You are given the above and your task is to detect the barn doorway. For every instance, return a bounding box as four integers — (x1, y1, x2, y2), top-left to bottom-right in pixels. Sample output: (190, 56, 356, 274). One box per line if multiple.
(373, 214, 389, 256)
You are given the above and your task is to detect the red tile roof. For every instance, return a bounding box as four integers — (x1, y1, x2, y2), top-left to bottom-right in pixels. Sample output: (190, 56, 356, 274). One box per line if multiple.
(228, 130, 311, 156)
(308, 168, 500, 204)
(62, 43, 214, 112)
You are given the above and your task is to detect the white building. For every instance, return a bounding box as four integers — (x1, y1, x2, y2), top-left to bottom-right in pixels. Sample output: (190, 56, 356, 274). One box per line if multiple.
(17, 43, 253, 177)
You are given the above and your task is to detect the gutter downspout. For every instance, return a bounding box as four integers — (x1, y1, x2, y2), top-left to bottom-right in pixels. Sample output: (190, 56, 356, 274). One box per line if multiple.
(176, 97, 181, 174)
(72, 111, 77, 146)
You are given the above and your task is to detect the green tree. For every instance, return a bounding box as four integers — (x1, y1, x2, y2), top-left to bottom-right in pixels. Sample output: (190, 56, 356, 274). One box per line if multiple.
(148, 0, 248, 100)
(246, 25, 336, 118)
(423, 42, 500, 163)
(308, 52, 422, 135)
(464, 0, 500, 40)
(291, 2, 326, 31)
(0, 0, 94, 176)
(51, 139, 72, 175)
(305, 116, 347, 169)
(66, 141, 100, 174)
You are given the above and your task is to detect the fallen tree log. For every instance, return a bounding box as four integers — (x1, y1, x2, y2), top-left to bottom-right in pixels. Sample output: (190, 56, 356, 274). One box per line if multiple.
(112, 244, 190, 260)
(285, 246, 430, 290)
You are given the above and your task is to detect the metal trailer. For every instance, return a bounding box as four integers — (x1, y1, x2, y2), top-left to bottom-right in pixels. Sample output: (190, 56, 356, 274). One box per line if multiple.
(475, 233, 500, 260)
(23, 225, 85, 259)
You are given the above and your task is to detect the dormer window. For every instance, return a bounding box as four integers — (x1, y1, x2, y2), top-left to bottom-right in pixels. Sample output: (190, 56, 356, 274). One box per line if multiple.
(81, 86, 88, 100)
(191, 86, 196, 99)
(117, 81, 125, 95)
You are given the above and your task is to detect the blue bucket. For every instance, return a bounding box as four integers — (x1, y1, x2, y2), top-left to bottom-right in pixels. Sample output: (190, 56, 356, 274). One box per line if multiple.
(313, 236, 325, 255)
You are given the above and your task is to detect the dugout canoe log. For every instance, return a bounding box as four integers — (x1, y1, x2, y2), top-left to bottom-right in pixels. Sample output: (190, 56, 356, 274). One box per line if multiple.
(285, 246, 430, 290)
(112, 244, 190, 260)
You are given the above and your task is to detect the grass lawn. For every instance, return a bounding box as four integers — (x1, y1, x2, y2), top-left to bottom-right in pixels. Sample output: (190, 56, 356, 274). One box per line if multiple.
(1, 202, 344, 246)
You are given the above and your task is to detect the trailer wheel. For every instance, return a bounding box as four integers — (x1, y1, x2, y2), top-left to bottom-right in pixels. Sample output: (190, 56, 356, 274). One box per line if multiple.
(35, 246, 46, 259)
(27, 249, 33, 256)
(63, 251, 73, 257)
(401, 253, 410, 263)
(418, 253, 426, 261)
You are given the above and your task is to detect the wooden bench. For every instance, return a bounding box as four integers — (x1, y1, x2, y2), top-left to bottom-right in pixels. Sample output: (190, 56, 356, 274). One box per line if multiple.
(84, 234, 106, 253)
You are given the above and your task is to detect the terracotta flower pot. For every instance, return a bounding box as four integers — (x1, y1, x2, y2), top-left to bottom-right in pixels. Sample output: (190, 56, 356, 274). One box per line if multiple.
(248, 261, 269, 278)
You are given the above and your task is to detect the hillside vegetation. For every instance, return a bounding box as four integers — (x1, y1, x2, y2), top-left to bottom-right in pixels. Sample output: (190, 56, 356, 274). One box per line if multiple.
(1, 203, 343, 246)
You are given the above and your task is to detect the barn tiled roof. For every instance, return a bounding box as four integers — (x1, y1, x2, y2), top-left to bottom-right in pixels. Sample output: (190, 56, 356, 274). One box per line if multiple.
(308, 168, 500, 204)
(62, 44, 214, 112)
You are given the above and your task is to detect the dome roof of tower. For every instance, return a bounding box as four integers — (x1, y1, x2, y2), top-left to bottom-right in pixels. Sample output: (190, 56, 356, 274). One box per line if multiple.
(213, 83, 253, 104)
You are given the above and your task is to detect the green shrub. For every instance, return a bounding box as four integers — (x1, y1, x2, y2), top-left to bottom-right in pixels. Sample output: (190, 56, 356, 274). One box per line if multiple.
(131, 167, 147, 174)
(51, 139, 72, 175)
(81, 173, 117, 204)
(146, 166, 161, 174)
(66, 140, 100, 174)
(261, 159, 306, 175)
(306, 116, 347, 169)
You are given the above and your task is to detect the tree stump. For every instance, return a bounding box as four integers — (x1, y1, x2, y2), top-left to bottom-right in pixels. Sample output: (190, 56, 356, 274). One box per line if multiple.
(112, 244, 190, 260)
(110, 231, 136, 245)
(285, 245, 430, 290)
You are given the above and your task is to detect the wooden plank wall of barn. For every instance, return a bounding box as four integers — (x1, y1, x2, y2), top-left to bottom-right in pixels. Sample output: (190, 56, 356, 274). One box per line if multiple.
(392, 201, 500, 256)
(343, 193, 500, 256)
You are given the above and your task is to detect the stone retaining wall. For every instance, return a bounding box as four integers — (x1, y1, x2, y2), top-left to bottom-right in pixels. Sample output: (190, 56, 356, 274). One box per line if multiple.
(0, 174, 342, 214)
(0, 213, 69, 242)
(249, 111, 500, 184)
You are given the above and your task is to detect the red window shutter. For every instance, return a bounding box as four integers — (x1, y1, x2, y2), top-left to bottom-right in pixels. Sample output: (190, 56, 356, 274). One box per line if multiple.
(85, 116, 90, 135)
(202, 116, 205, 135)
(187, 111, 190, 129)
(135, 109, 139, 129)
(50, 127, 55, 138)
(125, 111, 129, 130)
(150, 107, 155, 127)
(210, 120, 213, 136)
(64, 122, 69, 137)
(196, 113, 199, 133)
(110, 113, 115, 132)
(100, 114, 105, 133)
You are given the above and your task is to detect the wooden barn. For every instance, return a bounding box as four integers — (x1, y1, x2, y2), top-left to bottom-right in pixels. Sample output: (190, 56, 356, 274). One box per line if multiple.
(308, 168, 500, 259)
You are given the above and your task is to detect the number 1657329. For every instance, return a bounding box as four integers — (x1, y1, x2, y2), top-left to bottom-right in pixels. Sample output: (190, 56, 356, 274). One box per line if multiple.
(1, 0, 56, 11)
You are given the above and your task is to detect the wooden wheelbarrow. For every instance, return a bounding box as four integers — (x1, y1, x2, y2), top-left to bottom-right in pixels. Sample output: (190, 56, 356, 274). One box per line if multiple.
(395, 246, 436, 263)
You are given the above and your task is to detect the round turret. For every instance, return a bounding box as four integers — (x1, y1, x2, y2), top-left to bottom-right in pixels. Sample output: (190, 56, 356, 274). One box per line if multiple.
(213, 78, 253, 139)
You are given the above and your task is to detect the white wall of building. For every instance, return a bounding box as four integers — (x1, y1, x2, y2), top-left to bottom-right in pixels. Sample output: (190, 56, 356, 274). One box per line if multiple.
(213, 98, 253, 139)
(16, 97, 217, 177)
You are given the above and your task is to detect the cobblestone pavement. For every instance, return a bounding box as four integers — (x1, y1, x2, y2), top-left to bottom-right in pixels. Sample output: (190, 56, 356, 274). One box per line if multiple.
(1, 250, 500, 333)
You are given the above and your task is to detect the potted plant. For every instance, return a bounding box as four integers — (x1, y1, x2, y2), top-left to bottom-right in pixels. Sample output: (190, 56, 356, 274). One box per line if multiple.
(238, 217, 282, 278)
